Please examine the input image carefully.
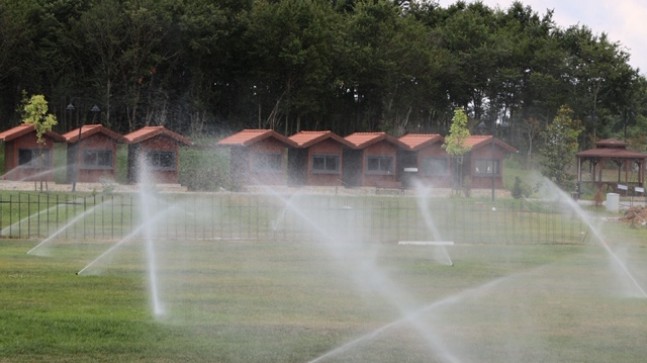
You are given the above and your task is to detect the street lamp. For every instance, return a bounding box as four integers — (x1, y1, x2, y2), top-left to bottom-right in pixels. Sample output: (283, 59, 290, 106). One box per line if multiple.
(67, 102, 101, 192)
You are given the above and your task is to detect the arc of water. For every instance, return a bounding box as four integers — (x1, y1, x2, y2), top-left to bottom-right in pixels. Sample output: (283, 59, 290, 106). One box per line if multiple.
(76, 203, 178, 275)
(413, 182, 445, 241)
(27, 198, 112, 255)
(539, 177, 647, 298)
(260, 187, 461, 362)
(307, 273, 514, 363)
(0, 164, 68, 182)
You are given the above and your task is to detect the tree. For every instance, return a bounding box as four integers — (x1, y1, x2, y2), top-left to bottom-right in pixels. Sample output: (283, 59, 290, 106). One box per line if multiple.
(21, 94, 58, 190)
(22, 94, 58, 144)
(443, 107, 472, 193)
(540, 105, 582, 189)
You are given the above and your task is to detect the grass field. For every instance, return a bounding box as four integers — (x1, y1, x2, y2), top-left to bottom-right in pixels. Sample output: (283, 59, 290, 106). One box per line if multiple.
(1, 207, 647, 363)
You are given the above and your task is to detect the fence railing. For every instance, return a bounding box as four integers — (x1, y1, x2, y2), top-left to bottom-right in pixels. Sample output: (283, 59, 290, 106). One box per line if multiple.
(0, 192, 586, 245)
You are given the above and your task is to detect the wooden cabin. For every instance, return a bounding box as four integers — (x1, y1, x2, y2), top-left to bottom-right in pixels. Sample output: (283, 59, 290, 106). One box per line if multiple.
(124, 126, 192, 184)
(343, 132, 405, 188)
(288, 131, 354, 187)
(62, 124, 125, 183)
(218, 129, 297, 188)
(0, 124, 65, 181)
(398, 133, 448, 188)
(463, 135, 517, 189)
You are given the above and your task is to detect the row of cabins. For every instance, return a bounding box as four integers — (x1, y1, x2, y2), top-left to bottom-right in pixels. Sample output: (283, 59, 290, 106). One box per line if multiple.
(4, 123, 644, 193)
(219, 129, 518, 190)
(0, 124, 191, 184)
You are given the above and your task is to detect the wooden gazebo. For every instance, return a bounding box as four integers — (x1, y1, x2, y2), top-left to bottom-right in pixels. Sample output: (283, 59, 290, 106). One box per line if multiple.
(576, 138, 647, 194)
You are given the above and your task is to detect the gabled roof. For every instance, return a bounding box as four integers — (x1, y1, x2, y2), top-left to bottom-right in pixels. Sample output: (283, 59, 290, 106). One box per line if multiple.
(0, 124, 65, 142)
(595, 138, 626, 149)
(123, 126, 191, 146)
(62, 124, 126, 143)
(465, 135, 517, 153)
(218, 129, 298, 148)
(344, 132, 406, 149)
(398, 133, 443, 151)
(577, 146, 647, 159)
(289, 130, 354, 148)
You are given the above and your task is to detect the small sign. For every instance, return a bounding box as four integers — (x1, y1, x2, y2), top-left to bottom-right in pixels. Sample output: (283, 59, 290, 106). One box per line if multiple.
(617, 184, 628, 190)
(635, 187, 645, 193)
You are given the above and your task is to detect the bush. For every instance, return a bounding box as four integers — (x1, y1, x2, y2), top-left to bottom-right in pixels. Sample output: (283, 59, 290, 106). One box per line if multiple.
(511, 176, 532, 199)
(178, 145, 230, 191)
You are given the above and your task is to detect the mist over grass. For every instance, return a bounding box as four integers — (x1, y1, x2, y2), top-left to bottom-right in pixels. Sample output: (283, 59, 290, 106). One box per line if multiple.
(2, 222, 646, 363)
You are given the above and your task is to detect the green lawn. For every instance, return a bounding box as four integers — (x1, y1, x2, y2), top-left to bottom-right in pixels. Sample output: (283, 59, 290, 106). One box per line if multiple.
(1, 215, 647, 363)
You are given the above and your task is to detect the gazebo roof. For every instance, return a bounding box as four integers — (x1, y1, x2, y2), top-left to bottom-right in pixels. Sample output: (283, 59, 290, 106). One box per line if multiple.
(577, 138, 647, 160)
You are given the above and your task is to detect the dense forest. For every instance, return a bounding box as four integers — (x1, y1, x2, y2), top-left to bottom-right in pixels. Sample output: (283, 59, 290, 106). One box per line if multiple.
(1, 0, 646, 155)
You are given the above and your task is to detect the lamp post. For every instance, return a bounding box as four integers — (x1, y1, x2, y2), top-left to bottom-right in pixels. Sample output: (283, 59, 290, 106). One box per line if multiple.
(67, 101, 101, 192)
(491, 137, 496, 202)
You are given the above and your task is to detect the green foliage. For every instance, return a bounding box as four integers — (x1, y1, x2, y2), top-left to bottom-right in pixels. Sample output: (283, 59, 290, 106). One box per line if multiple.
(443, 107, 471, 156)
(511, 176, 532, 199)
(0, 0, 645, 151)
(443, 108, 472, 193)
(21, 94, 57, 145)
(178, 144, 230, 191)
(540, 105, 582, 189)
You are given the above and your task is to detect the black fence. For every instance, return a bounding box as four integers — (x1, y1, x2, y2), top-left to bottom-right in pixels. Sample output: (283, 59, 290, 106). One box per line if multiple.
(0, 192, 587, 245)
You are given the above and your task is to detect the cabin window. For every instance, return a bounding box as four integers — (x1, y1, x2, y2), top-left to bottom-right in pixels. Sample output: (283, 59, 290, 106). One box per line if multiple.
(146, 151, 175, 170)
(18, 148, 51, 168)
(254, 153, 282, 171)
(473, 159, 499, 175)
(82, 149, 112, 169)
(423, 157, 449, 176)
(312, 154, 340, 174)
(366, 156, 394, 174)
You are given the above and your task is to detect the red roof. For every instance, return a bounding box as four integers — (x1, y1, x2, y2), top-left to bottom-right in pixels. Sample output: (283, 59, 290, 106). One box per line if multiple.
(218, 129, 298, 147)
(289, 130, 353, 148)
(0, 124, 65, 142)
(577, 137, 647, 159)
(464, 135, 517, 153)
(577, 147, 647, 159)
(123, 126, 191, 145)
(62, 124, 126, 143)
(344, 132, 405, 149)
(595, 138, 626, 149)
(398, 133, 443, 151)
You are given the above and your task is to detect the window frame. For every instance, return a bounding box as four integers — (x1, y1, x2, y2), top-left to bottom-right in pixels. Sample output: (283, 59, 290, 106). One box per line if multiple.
(146, 151, 176, 171)
(473, 159, 500, 176)
(18, 148, 51, 168)
(366, 155, 394, 175)
(423, 157, 449, 176)
(81, 149, 113, 170)
(311, 154, 341, 174)
(253, 152, 283, 172)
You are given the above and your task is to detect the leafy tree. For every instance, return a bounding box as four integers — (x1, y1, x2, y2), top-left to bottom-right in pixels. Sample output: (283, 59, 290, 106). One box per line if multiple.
(540, 105, 582, 189)
(244, 0, 343, 133)
(22, 94, 58, 145)
(21, 94, 58, 190)
(443, 108, 472, 193)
